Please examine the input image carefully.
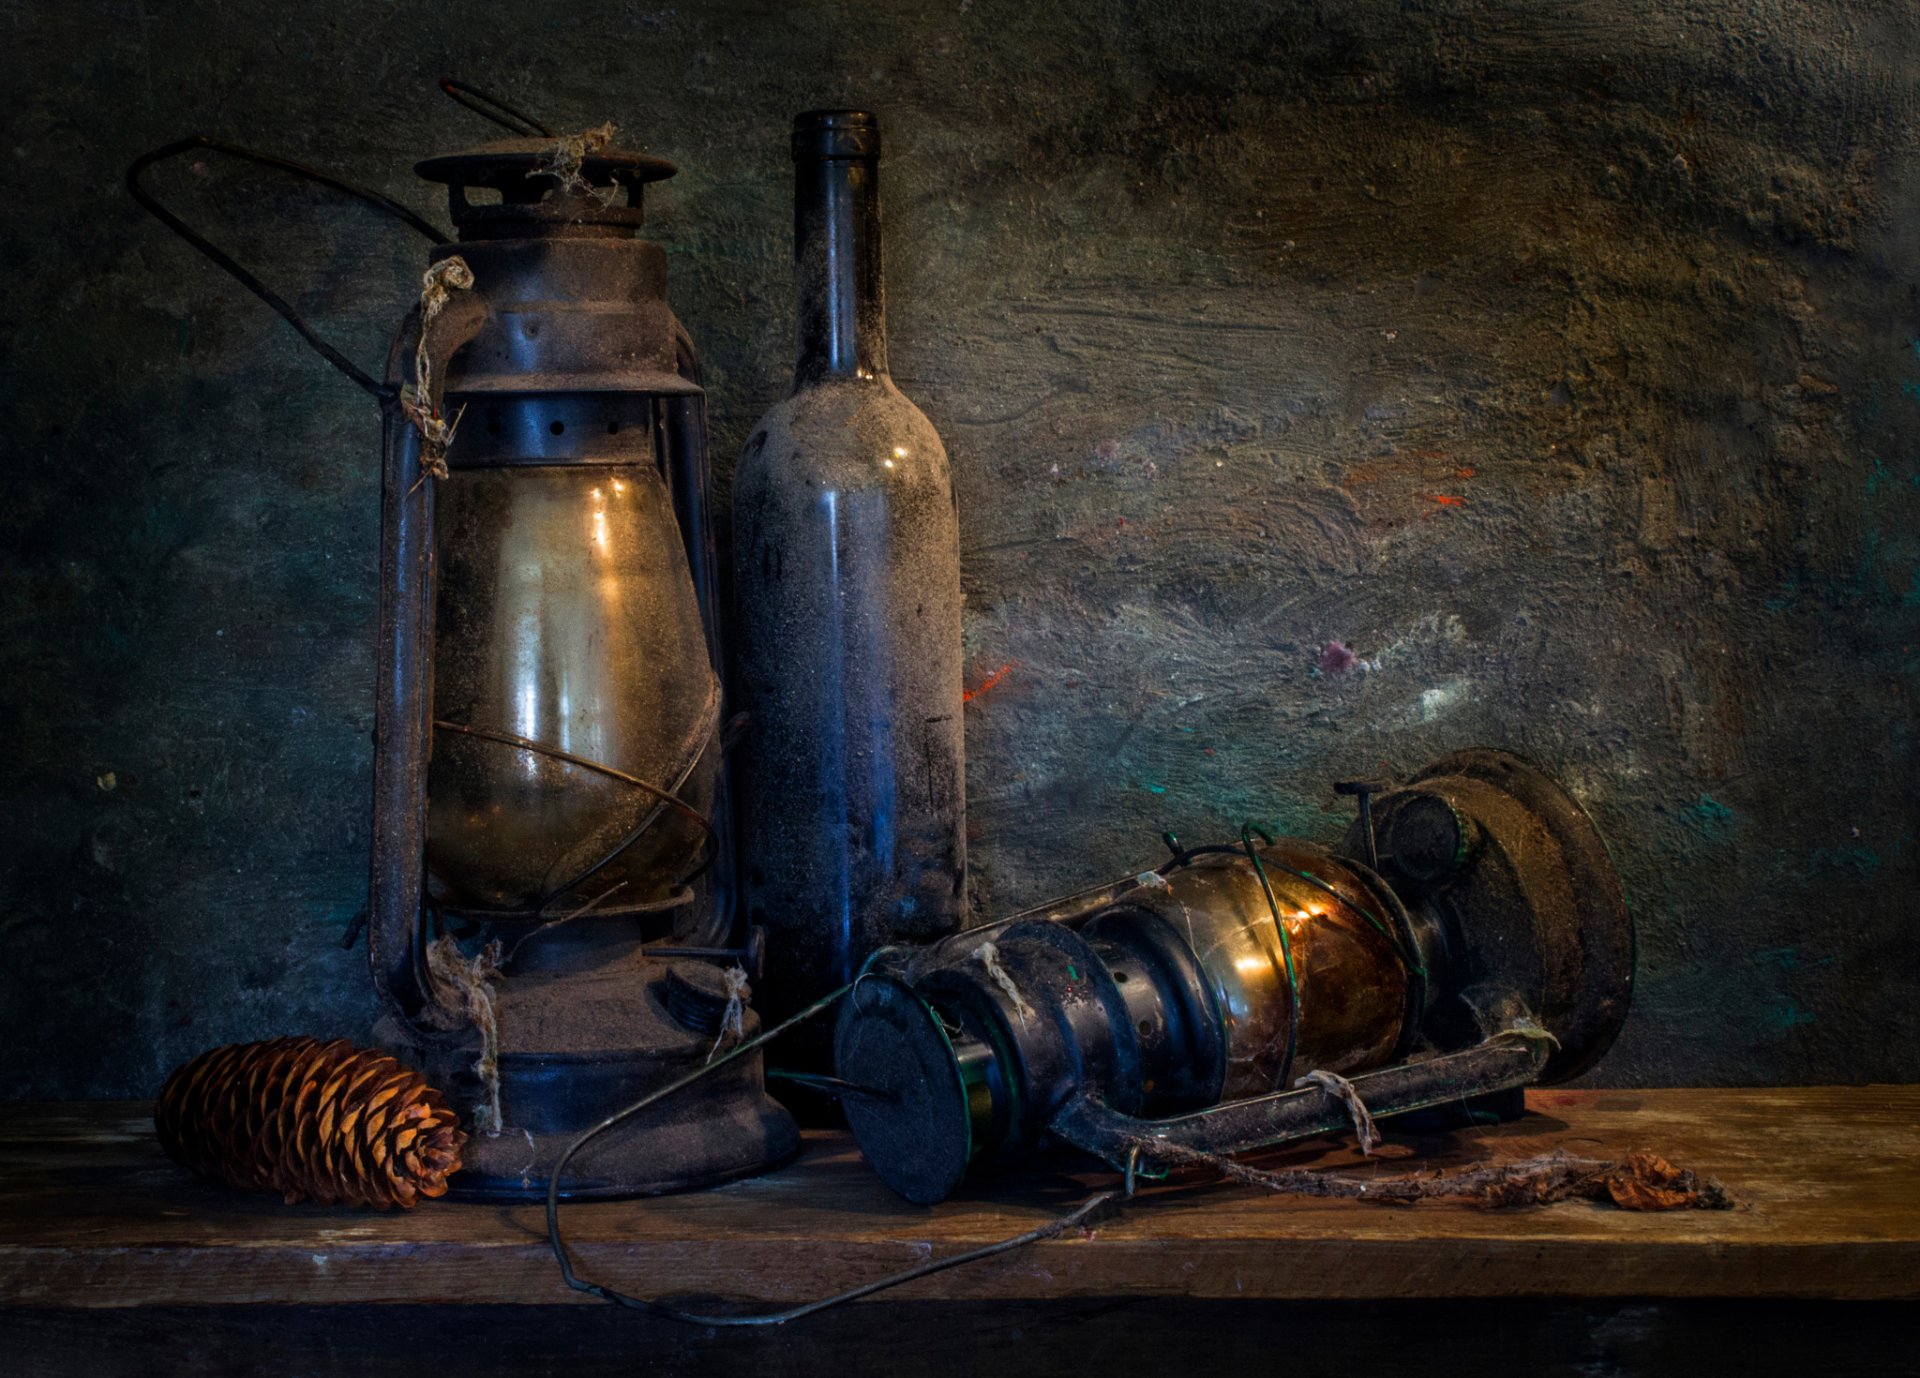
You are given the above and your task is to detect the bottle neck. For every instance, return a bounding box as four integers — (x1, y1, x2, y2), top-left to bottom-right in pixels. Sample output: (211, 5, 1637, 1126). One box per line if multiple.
(793, 153, 888, 385)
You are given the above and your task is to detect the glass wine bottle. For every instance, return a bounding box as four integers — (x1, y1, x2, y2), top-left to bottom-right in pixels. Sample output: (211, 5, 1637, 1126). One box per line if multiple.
(732, 110, 966, 1056)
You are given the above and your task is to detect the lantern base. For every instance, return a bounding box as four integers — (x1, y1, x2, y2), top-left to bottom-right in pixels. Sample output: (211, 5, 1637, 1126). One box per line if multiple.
(444, 1057, 799, 1201)
(380, 956, 799, 1201)
(1352, 748, 1635, 1084)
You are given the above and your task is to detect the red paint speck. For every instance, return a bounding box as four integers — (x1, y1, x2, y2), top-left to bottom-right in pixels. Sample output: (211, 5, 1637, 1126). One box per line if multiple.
(963, 662, 1016, 704)
(1320, 641, 1357, 675)
(1427, 494, 1467, 507)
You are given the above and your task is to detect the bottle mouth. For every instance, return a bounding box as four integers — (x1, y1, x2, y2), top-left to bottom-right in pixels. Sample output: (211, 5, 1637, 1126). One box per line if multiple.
(793, 109, 880, 161)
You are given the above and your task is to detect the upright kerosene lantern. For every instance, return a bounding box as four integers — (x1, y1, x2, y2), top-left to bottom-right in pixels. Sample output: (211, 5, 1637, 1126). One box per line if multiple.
(366, 131, 796, 1198)
(131, 97, 795, 1199)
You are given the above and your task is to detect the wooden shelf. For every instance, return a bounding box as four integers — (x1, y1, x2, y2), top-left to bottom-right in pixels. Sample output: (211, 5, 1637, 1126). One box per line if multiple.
(3, 1087, 1916, 1310)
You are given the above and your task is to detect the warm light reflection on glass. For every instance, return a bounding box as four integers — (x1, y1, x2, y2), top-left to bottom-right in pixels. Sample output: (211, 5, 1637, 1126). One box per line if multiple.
(518, 684, 538, 741)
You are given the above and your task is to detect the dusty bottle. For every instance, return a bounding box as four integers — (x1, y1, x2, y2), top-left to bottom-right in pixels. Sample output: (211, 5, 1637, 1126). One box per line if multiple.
(732, 110, 966, 1052)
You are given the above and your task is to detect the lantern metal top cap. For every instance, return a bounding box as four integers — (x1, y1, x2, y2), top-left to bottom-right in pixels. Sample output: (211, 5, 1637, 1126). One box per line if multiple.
(416, 136, 678, 238)
(792, 110, 879, 161)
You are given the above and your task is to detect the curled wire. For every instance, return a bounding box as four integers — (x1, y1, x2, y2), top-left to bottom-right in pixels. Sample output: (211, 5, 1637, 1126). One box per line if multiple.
(439, 77, 554, 138)
(430, 718, 718, 921)
(543, 973, 1119, 1325)
(126, 136, 448, 399)
(1236, 824, 1301, 1086)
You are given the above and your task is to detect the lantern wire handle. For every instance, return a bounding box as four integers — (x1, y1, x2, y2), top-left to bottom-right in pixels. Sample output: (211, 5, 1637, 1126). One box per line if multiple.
(438, 76, 555, 138)
(126, 136, 450, 401)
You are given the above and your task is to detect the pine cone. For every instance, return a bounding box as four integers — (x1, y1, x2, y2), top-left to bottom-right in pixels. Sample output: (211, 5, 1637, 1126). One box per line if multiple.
(155, 1036, 466, 1209)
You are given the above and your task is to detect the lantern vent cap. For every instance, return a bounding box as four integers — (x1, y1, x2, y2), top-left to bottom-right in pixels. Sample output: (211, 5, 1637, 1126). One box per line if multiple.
(416, 136, 677, 238)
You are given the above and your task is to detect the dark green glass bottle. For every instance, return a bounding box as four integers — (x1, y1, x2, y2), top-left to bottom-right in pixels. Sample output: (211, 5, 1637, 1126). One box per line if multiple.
(731, 111, 966, 1057)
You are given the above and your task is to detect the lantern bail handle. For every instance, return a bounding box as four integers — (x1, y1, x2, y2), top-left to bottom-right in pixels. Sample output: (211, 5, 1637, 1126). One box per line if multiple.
(437, 77, 554, 138)
(1047, 1028, 1555, 1173)
(126, 135, 450, 400)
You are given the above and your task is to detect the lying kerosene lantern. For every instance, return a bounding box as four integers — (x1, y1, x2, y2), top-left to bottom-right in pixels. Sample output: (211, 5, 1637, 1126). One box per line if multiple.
(130, 83, 794, 1199)
(834, 749, 1633, 1203)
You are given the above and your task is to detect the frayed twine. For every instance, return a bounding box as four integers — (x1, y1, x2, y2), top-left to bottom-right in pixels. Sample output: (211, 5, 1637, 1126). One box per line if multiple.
(1123, 1134, 1733, 1212)
(707, 965, 749, 1063)
(423, 933, 505, 1135)
(1295, 1068, 1380, 1155)
(1288, 1019, 1556, 1159)
(972, 940, 1035, 1027)
(401, 256, 474, 485)
(1500, 1016, 1561, 1052)
(512, 1126, 539, 1189)
(540, 122, 619, 205)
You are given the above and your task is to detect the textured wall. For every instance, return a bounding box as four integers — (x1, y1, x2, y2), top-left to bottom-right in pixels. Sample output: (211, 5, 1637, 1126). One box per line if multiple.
(2, 0, 1916, 1097)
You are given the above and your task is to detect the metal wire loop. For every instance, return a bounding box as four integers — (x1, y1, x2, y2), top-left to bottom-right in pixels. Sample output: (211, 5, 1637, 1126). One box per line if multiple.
(428, 718, 720, 924)
(438, 76, 554, 137)
(543, 973, 1121, 1327)
(125, 136, 449, 400)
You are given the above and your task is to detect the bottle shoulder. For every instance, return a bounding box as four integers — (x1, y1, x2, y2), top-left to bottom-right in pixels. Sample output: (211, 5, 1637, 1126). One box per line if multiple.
(736, 376, 950, 494)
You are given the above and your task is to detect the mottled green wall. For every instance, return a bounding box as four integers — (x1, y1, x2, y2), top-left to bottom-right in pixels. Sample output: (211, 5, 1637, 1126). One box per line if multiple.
(3, 0, 1916, 1096)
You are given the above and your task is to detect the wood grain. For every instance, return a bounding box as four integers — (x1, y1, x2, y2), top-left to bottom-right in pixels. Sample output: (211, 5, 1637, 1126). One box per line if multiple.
(3, 1088, 1914, 1308)
(5, 0, 1919, 1102)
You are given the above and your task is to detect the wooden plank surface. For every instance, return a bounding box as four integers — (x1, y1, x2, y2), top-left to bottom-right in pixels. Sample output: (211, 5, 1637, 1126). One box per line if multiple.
(2, 1088, 1915, 1308)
